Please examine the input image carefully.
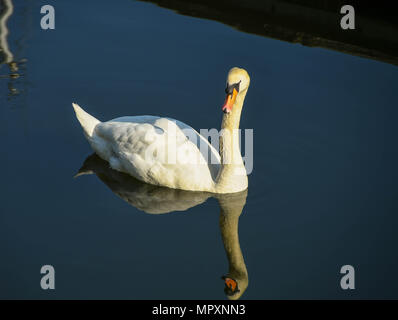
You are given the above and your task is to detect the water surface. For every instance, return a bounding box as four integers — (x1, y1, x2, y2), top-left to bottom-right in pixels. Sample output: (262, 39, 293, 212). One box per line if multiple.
(1, 0, 398, 299)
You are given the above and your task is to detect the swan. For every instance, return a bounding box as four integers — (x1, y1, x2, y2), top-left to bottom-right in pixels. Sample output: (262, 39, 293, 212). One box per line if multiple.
(72, 67, 250, 193)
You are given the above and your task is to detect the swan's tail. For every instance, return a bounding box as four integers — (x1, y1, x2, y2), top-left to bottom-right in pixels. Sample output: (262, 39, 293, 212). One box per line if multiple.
(72, 103, 100, 138)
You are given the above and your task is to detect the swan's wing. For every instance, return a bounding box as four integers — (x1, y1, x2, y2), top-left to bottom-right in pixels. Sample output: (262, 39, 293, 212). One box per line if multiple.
(110, 115, 221, 168)
(92, 116, 220, 191)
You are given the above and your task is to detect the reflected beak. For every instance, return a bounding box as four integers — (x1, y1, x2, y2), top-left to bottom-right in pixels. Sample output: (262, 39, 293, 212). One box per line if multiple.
(222, 88, 238, 114)
(222, 276, 240, 295)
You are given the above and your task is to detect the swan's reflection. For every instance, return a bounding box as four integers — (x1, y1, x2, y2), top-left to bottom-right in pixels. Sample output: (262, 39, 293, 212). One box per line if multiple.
(76, 154, 249, 299)
(218, 190, 248, 300)
(76, 154, 212, 214)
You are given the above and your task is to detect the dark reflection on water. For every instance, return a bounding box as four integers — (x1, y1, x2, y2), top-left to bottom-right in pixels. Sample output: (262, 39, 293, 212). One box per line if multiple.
(1, 0, 398, 299)
(139, 0, 398, 66)
(76, 154, 249, 299)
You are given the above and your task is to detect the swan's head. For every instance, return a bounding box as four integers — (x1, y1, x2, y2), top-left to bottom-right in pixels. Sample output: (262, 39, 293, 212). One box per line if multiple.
(222, 67, 250, 114)
(221, 274, 248, 300)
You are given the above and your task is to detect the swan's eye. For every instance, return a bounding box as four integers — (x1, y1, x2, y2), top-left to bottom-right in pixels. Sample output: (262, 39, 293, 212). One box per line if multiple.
(225, 81, 241, 95)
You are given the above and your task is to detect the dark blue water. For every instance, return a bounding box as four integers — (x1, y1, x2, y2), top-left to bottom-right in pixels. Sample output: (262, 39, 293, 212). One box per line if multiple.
(1, 0, 397, 299)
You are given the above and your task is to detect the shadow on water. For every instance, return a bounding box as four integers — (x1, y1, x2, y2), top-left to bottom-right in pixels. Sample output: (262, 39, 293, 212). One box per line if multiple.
(138, 0, 398, 66)
(76, 153, 249, 299)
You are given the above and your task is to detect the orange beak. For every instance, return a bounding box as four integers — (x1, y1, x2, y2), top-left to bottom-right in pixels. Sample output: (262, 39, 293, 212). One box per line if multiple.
(222, 88, 238, 114)
(224, 277, 238, 291)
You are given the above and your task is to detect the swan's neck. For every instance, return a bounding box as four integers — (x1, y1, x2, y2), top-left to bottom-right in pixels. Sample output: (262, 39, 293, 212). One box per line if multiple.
(219, 207, 247, 279)
(215, 91, 248, 193)
(218, 191, 249, 300)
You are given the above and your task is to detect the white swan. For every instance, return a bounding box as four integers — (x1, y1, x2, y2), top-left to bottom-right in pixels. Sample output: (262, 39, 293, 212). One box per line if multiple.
(73, 67, 250, 193)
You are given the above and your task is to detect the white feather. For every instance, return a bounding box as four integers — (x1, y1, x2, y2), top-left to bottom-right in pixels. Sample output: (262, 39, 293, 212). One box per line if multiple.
(73, 103, 221, 192)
